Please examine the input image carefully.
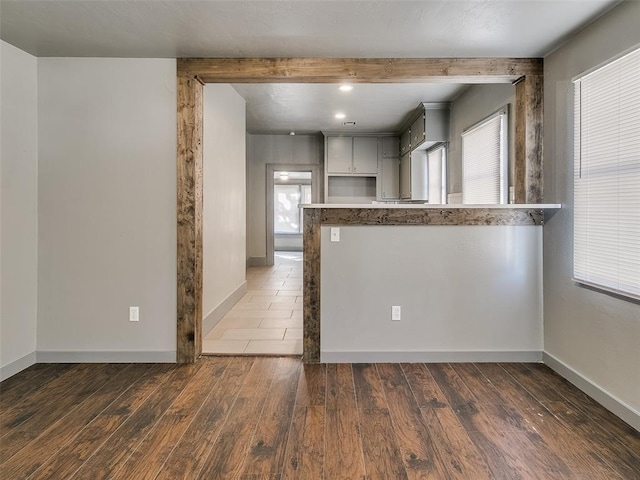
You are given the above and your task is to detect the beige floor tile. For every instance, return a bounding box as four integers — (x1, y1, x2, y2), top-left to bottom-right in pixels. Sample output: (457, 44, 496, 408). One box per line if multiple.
(245, 290, 279, 296)
(202, 339, 249, 354)
(282, 280, 302, 288)
(231, 301, 272, 310)
(275, 290, 302, 297)
(216, 317, 262, 328)
(259, 318, 302, 329)
(203, 325, 225, 340)
(277, 285, 302, 291)
(221, 328, 286, 340)
(269, 302, 303, 311)
(244, 340, 303, 355)
(284, 328, 303, 340)
(267, 296, 299, 304)
(225, 310, 292, 319)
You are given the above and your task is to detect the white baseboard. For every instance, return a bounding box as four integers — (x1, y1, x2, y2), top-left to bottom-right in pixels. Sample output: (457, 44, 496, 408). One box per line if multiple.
(0, 352, 37, 381)
(203, 281, 247, 335)
(543, 352, 640, 432)
(247, 256, 267, 267)
(321, 350, 542, 363)
(36, 350, 176, 363)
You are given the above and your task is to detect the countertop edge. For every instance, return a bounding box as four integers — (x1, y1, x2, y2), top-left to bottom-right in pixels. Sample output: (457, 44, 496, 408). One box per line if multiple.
(301, 203, 562, 209)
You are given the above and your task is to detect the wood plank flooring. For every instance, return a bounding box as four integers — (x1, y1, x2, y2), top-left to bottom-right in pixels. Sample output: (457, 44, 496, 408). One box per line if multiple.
(1, 359, 639, 479)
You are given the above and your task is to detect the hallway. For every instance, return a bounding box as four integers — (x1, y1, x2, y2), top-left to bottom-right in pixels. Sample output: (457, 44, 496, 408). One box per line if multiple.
(202, 252, 303, 355)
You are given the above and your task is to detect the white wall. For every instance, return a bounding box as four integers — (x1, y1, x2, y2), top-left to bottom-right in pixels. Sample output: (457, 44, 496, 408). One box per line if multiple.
(202, 85, 246, 331)
(448, 84, 515, 195)
(246, 134, 323, 261)
(543, 0, 640, 427)
(37, 58, 177, 361)
(321, 225, 543, 362)
(0, 41, 38, 378)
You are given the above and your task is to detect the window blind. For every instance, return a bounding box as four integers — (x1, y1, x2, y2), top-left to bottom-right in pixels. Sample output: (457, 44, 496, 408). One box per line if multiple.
(573, 47, 640, 299)
(427, 145, 447, 204)
(462, 108, 507, 204)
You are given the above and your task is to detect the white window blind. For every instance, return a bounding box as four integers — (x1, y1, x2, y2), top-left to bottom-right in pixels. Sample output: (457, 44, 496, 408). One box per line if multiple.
(427, 145, 447, 204)
(573, 47, 640, 300)
(462, 108, 508, 204)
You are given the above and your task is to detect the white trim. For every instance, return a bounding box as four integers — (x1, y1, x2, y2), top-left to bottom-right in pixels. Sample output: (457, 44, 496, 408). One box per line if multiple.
(543, 352, 640, 432)
(202, 281, 247, 335)
(36, 350, 176, 363)
(0, 352, 37, 381)
(321, 350, 542, 363)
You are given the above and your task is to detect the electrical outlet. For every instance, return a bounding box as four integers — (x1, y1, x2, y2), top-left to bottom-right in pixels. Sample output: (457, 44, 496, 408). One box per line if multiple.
(330, 227, 340, 242)
(392, 305, 401, 321)
(129, 306, 139, 322)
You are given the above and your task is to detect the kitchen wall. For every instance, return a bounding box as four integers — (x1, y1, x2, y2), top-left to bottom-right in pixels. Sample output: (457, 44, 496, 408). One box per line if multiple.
(448, 84, 515, 196)
(543, 0, 640, 428)
(0, 41, 39, 379)
(246, 134, 323, 263)
(321, 225, 543, 362)
(37, 58, 177, 361)
(202, 85, 247, 333)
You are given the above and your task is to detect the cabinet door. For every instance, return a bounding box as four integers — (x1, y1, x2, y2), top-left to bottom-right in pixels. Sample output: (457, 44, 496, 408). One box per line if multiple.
(400, 152, 411, 199)
(400, 129, 411, 155)
(380, 157, 400, 199)
(327, 137, 353, 173)
(381, 137, 399, 158)
(352, 137, 378, 174)
(411, 113, 426, 149)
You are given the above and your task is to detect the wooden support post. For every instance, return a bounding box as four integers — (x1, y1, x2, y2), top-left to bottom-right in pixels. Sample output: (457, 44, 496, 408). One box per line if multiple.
(515, 75, 544, 204)
(176, 75, 203, 363)
(303, 209, 321, 363)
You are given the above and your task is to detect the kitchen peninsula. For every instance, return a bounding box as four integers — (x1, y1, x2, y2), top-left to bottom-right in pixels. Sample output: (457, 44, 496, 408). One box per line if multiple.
(301, 203, 560, 364)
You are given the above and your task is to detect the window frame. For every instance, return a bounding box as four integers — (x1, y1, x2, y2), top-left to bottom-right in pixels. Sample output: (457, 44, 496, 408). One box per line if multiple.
(461, 106, 509, 205)
(572, 45, 640, 301)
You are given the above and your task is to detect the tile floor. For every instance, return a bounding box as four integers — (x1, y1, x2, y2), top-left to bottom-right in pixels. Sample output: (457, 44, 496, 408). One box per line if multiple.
(202, 251, 303, 355)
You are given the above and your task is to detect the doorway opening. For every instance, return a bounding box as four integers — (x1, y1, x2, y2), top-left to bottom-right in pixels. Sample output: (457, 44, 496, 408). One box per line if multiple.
(265, 164, 321, 266)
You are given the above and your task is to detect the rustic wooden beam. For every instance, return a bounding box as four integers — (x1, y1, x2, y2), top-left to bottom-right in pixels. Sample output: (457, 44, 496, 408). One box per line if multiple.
(303, 209, 321, 363)
(178, 57, 543, 84)
(320, 208, 545, 226)
(514, 75, 544, 203)
(176, 75, 203, 363)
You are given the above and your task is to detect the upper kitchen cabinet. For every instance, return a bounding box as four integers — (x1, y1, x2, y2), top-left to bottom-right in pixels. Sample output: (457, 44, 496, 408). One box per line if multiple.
(326, 136, 353, 173)
(353, 137, 378, 174)
(402, 103, 451, 153)
(326, 136, 378, 174)
(400, 129, 411, 156)
(380, 136, 400, 158)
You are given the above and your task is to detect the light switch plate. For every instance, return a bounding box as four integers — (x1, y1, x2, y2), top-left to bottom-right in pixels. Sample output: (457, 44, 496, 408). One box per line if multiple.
(330, 227, 340, 242)
(392, 305, 401, 321)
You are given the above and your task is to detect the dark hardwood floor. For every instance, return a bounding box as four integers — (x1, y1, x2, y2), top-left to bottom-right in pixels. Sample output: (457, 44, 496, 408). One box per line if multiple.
(1, 358, 639, 479)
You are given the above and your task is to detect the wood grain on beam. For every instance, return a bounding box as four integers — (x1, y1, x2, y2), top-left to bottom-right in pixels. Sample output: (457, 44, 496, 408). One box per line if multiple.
(178, 58, 543, 84)
(515, 75, 544, 204)
(303, 209, 321, 364)
(176, 75, 203, 363)
(320, 208, 545, 226)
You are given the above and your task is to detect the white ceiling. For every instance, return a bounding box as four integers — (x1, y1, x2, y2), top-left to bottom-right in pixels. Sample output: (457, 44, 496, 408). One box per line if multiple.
(0, 0, 619, 134)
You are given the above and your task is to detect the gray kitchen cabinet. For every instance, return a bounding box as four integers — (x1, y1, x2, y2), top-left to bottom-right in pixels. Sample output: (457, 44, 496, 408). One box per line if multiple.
(326, 136, 378, 174)
(380, 156, 400, 199)
(400, 129, 411, 155)
(411, 112, 426, 148)
(400, 152, 411, 199)
(326, 136, 353, 173)
(352, 137, 379, 174)
(410, 106, 450, 151)
(380, 136, 400, 158)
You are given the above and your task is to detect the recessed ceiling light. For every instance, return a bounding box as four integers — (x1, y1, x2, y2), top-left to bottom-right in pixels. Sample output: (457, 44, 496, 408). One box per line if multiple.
(289, 131, 295, 136)
(335, 112, 346, 119)
(339, 85, 353, 92)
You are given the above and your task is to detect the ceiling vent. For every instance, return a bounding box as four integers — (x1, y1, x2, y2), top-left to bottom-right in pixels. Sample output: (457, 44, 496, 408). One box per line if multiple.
(343, 121, 356, 126)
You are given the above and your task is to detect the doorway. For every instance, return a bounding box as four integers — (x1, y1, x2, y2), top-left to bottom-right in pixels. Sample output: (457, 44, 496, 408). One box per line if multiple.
(265, 163, 321, 266)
